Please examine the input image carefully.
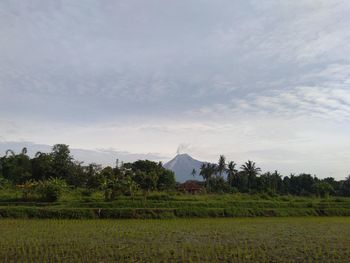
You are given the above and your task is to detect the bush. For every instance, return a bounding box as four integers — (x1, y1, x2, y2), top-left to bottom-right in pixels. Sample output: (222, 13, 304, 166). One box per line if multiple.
(147, 193, 173, 201)
(0, 176, 11, 189)
(16, 180, 38, 201)
(36, 178, 66, 202)
(80, 188, 93, 197)
(259, 193, 271, 200)
(1, 205, 350, 219)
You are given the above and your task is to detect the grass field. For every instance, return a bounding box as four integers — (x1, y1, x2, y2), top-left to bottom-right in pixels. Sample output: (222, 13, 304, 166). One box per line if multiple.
(1, 217, 349, 262)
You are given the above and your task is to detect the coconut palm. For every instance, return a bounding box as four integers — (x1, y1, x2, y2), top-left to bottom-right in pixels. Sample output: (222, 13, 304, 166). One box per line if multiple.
(200, 163, 216, 182)
(191, 168, 196, 178)
(226, 161, 238, 187)
(241, 160, 261, 190)
(240, 160, 261, 176)
(227, 161, 237, 175)
(199, 163, 209, 181)
(5, 149, 15, 157)
(35, 151, 43, 158)
(21, 147, 27, 155)
(217, 155, 226, 177)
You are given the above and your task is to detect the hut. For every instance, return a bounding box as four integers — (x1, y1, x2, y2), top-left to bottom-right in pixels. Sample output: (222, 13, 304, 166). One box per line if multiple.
(177, 180, 203, 194)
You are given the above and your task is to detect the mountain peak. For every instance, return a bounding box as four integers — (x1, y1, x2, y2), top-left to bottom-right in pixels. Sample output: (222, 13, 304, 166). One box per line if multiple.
(175, 153, 192, 159)
(164, 153, 203, 182)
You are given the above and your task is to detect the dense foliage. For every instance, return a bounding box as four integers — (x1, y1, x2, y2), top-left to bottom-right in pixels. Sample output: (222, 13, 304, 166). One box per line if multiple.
(0, 144, 175, 201)
(200, 155, 350, 197)
(0, 145, 349, 200)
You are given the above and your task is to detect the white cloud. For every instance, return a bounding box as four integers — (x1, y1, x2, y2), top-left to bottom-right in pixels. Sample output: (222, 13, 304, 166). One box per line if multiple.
(0, 141, 167, 165)
(0, 1, 350, 179)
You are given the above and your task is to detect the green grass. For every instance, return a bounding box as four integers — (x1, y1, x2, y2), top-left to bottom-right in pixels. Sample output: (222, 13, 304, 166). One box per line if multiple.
(0, 217, 349, 262)
(1, 190, 350, 218)
(0, 190, 350, 219)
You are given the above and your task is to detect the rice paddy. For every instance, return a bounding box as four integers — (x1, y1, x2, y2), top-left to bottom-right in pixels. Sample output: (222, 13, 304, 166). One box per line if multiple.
(1, 217, 349, 262)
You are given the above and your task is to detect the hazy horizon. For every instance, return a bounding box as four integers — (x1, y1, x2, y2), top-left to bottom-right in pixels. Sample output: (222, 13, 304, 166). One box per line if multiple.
(1, 1, 350, 179)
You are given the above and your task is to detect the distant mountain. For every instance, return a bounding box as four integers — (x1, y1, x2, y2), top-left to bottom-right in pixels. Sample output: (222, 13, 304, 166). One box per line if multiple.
(163, 153, 204, 182)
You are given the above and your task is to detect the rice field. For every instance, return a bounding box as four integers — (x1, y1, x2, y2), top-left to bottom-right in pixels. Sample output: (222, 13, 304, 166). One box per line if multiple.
(0, 217, 349, 262)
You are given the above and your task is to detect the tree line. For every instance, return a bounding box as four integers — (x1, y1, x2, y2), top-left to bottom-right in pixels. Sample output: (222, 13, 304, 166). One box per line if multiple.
(0, 144, 175, 201)
(198, 155, 350, 197)
(0, 145, 349, 201)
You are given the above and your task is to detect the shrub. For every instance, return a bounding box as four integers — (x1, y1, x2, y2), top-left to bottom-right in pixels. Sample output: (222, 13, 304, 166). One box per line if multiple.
(259, 193, 271, 200)
(36, 178, 66, 202)
(16, 180, 38, 201)
(0, 176, 11, 189)
(312, 182, 334, 198)
(147, 193, 173, 201)
(80, 188, 93, 197)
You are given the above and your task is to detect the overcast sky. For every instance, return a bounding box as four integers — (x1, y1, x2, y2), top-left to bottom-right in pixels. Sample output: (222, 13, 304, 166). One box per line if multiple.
(1, 0, 350, 179)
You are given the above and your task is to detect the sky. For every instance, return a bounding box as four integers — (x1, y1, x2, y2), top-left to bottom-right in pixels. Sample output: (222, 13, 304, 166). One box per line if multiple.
(0, 0, 350, 179)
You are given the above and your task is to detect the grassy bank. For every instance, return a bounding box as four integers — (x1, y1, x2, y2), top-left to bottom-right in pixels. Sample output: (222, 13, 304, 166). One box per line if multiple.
(1, 191, 350, 219)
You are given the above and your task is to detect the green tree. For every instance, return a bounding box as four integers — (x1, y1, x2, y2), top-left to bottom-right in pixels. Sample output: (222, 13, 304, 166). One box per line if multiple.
(258, 171, 283, 194)
(240, 160, 261, 191)
(157, 170, 176, 191)
(288, 173, 315, 196)
(226, 161, 237, 188)
(234, 171, 249, 192)
(104, 172, 139, 200)
(322, 177, 340, 195)
(312, 182, 334, 198)
(200, 163, 216, 186)
(206, 176, 230, 193)
(1, 148, 32, 184)
(340, 175, 350, 196)
(135, 171, 158, 201)
(217, 155, 226, 177)
(31, 152, 53, 181)
(51, 144, 73, 180)
(85, 163, 103, 189)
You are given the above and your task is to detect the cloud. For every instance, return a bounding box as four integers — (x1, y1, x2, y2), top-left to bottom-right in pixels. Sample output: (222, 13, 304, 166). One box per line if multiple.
(0, 141, 168, 166)
(0, 1, 349, 179)
(189, 62, 350, 122)
(176, 143, 192, 155)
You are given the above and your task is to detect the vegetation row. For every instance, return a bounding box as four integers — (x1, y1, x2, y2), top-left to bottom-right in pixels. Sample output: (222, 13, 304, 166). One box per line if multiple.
(1, 144, 350, 205)
(1, 206, 350, 219)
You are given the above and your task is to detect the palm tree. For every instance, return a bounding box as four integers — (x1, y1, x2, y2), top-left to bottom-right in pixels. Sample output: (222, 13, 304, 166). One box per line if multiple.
(35, 151, 43, 158)
(241, 160, 261, 190)
(191, 168, 196, 178)
(208, 163, 217, 177)
(199, 163, 209, 181)
(21, 147, 27, 155)
(5, 149, 15, 157)
(226, 161, 237, 187)
(217, 155, 226, 177)
(240, 160, 261, 176)
(227, 161, 237, 175)
(200, 163, 216, 182)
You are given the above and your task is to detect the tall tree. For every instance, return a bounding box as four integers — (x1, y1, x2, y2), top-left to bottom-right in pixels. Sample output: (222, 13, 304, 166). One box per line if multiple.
(240, 160, 261, 176)
(51, 144, 73, 180)
(200, 163, 217, 188)
(158, 170, 176, 190)
(31, 152, 53, 181)
(217, 155, 226, 177)
(240, 160, 261, 191)
(2, 148, 32, 184)
(340, 175, 350, 196)
(226, 161, 238, 187)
